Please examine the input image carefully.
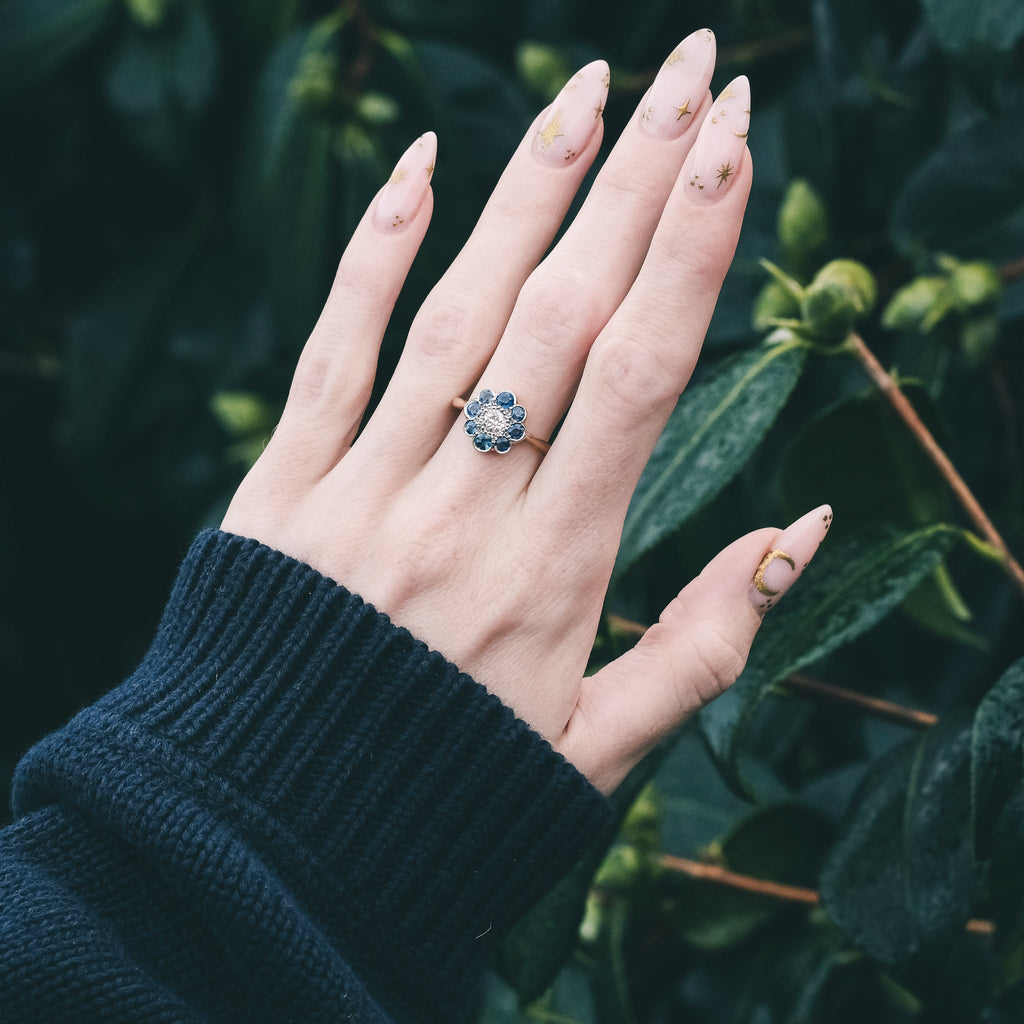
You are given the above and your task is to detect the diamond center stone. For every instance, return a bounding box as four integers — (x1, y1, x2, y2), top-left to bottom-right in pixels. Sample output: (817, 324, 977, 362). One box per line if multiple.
(476, 406, 509, 435)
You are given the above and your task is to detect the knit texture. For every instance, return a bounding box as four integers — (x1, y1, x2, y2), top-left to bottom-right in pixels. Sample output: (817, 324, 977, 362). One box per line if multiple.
(4, 530, 613, 1022)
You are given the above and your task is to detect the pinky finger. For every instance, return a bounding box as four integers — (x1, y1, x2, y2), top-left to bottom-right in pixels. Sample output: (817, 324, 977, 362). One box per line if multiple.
(557, 504, 833, 795)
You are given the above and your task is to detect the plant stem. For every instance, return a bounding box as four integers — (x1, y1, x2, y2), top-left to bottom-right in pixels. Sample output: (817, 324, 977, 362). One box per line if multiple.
(783, 673, 937, 729)
(658, 854, 994, 935)
(848, 332, 1024, 599)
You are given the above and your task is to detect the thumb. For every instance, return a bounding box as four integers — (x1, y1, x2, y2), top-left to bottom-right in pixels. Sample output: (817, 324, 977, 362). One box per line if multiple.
(557, 504, 833, 794)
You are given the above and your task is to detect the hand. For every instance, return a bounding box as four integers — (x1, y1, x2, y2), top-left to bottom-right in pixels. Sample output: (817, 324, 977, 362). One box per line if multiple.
(221, 29, 831, 794)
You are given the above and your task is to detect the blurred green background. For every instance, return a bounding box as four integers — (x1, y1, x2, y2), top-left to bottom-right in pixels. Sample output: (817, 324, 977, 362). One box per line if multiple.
(2, 0, 1024, 1020)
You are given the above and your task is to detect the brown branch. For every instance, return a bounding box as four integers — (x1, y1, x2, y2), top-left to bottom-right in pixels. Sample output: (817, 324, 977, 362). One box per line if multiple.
(999, 257, 1024, 284)
(659, 854, 995, 936)
(848, 332, 1024, 599)
(783, 673, 937, 730)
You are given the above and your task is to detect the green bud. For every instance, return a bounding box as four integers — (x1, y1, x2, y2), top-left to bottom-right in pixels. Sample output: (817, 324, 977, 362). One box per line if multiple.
(356, 92, 400, 125)
(752, 279, 802, 331)
(881, 276, 950, 333)
(210, 392, 276, 438)
(801, 282, 858, 342)
(801, 259, 876, 342)
(812, 259, 876, 314)
(594, 844, 643, 889)
(778, 179, 828, 267)
(960, 314, 1000, 366)
(124, 0, 173, 29)
(949, 261, 1001, 311)
(289, 51, 340, 116)
(516, 42, 572, 101)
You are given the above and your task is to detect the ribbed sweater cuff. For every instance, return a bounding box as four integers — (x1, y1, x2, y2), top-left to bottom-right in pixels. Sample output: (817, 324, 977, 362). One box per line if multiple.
(14, 530, 612, 1021)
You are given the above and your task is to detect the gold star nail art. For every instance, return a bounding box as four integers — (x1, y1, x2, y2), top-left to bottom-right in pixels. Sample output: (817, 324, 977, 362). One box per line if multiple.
(665, 49, 684, 65)
(538, 114, 564, 151)
(594, 101, 605, 118)
(425, 161, 435, 178)
(388, 167, 406, 185)
(675, 99, 692, 119)
(715, 162, 734, 188)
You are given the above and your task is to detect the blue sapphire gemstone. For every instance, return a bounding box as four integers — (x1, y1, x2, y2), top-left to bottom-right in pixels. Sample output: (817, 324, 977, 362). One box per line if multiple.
(466, 400, 481, 417)
(510, 405, 526, 422)
(478, 389, 495, 404)
(508, 423, 526, 441)
(464, 420, 476, 435)
(473, 433, 493, 452)
(496, 391, 515, 408)
(494, 437, 512, 453)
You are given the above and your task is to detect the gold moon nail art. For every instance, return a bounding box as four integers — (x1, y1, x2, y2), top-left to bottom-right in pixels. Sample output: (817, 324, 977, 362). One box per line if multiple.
(753, 549, 796, 595)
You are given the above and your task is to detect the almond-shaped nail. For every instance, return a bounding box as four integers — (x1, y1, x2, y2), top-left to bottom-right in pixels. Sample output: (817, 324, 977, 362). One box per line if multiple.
(638, 28, 716, 139)
(685, 75, 750, 202)
(373, 131, 437, 233)
(532, 60, 609, 167)
(749, 504, 833, 613)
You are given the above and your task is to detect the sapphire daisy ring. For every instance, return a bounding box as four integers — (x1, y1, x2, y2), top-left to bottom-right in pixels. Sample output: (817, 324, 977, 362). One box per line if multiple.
(452, 390, 551, 454)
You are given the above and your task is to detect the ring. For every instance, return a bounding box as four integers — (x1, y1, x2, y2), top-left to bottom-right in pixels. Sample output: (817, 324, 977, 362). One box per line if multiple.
(452, 390, 551, 454)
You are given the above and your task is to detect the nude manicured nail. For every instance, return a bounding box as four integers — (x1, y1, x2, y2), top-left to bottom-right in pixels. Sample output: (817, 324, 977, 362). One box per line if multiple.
(749, 504, 833, 614)
(638, 28, 716, 139)
(685, 75, 750, 202)
(373, 131, 437, 233)
(532, 60, 610, 167)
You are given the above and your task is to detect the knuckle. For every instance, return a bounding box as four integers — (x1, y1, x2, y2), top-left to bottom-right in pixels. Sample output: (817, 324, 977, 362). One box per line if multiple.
(408, 296, 482, 362)
(514, 265, 604, 354)
(588, 333, 680, 416)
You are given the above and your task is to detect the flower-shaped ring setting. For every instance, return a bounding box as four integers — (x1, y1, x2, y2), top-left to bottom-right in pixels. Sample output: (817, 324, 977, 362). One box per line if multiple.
(462, 389, 529, 454)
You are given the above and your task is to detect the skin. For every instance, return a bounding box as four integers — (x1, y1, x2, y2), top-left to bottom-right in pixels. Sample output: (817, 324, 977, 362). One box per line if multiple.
(222, 54, 782, 796)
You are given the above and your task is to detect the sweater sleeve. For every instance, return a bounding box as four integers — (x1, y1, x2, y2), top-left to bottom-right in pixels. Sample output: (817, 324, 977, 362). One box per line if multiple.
(2, 530, 613, 1023)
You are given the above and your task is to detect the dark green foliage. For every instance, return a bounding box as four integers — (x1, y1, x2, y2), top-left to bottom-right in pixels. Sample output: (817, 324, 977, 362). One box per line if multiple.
(3, 0, 1024, 1021)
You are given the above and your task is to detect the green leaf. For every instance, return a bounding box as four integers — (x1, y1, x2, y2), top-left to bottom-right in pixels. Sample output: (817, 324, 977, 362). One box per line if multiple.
(779, 387, 951, 536)
(900, 563, 987, 650)
(891, 106, 1024, 253)
(820, 714, 981, 967)
(700, 524, 961, 796)
(104, 0, 218, 164)
(0, 0, 116, 92)
(921, 0, 1024, 56)
(235, 19, 343, 352)
(971, 656, 1024, 860)
(615, 339, 807, 575)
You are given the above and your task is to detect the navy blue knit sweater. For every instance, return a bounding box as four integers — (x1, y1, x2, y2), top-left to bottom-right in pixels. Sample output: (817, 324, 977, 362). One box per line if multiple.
(1, 531, 612, 1022)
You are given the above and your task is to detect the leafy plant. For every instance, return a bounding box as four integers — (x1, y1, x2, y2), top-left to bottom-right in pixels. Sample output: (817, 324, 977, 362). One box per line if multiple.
(2, 0, 1023, 1021)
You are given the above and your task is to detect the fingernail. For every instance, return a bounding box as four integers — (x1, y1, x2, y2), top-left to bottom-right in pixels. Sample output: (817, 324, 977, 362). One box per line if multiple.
(685, 75, 750, 203)
(638, 28, 716, 139)
(532, 60, 610, 167)
(749, 504, 833, 613)
(373, 131, 437, 233)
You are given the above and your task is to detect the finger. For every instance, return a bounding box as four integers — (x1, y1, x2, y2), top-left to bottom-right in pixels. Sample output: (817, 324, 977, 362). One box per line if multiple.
(256, 133, 439, 487)
(534, 77, 752, 526)
(349, 60, 610, 470)
(557, 504, 833, 794)
(436, 29, 719, 468)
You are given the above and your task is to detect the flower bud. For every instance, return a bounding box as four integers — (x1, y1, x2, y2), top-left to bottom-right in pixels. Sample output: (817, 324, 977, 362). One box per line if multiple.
(881, 276, 949, 332)
(949, 261, 1001, 311)
(778, 179, 828, 267)
(801, 259, 876, 342)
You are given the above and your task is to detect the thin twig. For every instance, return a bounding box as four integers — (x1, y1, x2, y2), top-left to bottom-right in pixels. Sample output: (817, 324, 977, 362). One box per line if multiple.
(658, 854, 995, 936)
(783, 673, 937, 730)
(848, 332, 1024, 599)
